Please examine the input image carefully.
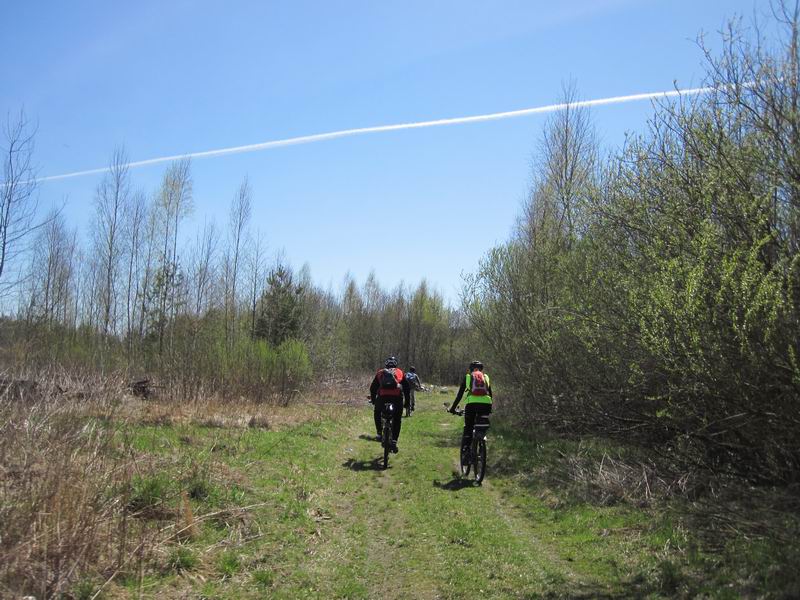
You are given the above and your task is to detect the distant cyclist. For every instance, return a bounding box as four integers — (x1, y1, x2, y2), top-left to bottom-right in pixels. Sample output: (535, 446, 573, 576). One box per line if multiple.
(448, 360, 493, 455)
(370, 356, 411, 453)
(404, 366, 423, 416)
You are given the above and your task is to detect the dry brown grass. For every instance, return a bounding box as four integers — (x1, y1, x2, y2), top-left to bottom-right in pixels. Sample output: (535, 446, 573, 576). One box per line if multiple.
(0, 371, 155, 597)
(0, 368, 326, 598)
(0, 367, 379, 597)
(564, 452, 694, 507)
(111, 394, 333, 430)
(81, 372, 376, 430)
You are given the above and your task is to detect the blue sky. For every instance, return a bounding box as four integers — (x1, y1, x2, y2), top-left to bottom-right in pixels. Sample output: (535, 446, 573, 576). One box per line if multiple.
(1, 0, 767, 303)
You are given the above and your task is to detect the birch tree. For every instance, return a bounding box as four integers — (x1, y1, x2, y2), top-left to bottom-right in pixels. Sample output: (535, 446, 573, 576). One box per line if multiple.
(93, 148, 130, 336)
(0, 110, 39, 291)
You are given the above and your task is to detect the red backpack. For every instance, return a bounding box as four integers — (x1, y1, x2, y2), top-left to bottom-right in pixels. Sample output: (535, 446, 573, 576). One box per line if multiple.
(470, 370, 488, 396)
(378, 368, 401, 396)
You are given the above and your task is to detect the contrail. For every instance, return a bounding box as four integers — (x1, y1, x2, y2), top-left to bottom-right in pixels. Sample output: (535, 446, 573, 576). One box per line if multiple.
(34, 85, 713, 184)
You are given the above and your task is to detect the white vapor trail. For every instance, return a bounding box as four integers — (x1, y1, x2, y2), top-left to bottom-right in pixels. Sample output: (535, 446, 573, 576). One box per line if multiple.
(35, 85, 713, 184)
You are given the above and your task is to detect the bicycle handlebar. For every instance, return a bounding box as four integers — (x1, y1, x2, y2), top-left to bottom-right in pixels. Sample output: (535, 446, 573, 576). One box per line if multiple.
(442, 402, 463, 416)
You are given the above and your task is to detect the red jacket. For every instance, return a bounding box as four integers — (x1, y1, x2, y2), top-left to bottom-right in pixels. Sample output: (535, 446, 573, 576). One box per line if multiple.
(370, 367, 411, 400)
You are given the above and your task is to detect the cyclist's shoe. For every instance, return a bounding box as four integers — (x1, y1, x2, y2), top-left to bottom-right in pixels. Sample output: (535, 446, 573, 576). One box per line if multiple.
(390, 440, 399, 454)
(376, 433, 382, 442)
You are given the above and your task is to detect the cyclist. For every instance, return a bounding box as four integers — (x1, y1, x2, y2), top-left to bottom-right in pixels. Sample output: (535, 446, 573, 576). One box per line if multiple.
(404, 366, 423, 415)
(448, 360, 493, 458)
(370, 356, 411, 453)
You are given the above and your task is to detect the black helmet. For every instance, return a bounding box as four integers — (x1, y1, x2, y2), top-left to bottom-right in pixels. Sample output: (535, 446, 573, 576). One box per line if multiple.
(385, 356, 398, 368)
(469, 360, 484, 371)
(409, 366, 416, 373)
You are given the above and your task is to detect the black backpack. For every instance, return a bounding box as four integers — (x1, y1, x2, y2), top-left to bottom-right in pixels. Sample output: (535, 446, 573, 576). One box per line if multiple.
(380, 368, 399, 390)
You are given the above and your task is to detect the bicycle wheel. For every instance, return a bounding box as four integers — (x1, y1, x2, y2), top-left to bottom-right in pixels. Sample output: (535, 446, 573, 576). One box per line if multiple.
(460, 444, 471, 477)
(382, 420, 392, 469)
(474, 439, 487, 484)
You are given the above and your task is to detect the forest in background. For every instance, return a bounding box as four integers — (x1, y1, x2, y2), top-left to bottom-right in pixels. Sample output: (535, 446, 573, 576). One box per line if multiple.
(0, 146, 475, 400)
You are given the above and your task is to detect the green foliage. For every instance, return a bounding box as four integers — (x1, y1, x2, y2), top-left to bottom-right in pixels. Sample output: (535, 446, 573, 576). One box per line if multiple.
(465, 14, 800, 481)
(273, 338, 312, 394)
(254, 262, 304, 346)
(71, 577, 101, 600)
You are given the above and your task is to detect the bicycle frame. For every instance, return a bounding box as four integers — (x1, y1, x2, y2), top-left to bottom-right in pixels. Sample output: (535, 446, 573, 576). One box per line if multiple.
(446, 404, 490, 484)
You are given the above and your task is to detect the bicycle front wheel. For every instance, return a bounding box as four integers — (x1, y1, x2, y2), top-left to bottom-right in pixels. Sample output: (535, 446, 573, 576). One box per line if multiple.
(474, 440, 487, 484)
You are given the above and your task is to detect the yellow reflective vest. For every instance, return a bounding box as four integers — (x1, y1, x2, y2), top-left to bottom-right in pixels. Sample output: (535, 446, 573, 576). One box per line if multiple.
(465, 372, 492, 405)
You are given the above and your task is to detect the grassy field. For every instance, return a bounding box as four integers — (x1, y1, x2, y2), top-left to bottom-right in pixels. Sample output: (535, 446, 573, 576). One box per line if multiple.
(5, 387, 798, 598)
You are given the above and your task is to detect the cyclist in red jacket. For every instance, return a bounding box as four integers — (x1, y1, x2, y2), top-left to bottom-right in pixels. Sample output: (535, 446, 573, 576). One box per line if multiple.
(369, 356, 411, 453)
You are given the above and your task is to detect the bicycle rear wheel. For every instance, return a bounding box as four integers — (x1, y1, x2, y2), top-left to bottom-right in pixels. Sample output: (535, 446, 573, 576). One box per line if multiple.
(474, 439, 487, 484)
(382, 420, 392, 469)
(460, 444, 471, 477)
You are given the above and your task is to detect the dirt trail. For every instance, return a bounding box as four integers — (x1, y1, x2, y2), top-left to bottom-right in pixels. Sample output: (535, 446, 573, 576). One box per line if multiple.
(292, 394, 617, 599)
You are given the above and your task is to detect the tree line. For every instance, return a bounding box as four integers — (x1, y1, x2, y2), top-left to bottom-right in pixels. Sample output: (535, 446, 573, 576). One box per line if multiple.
(465, 7, 800, 482)
(0, 140, 473, 400)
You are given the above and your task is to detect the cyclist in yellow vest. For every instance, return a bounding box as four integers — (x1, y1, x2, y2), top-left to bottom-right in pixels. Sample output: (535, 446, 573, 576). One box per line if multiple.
(448, 360, 493, 454)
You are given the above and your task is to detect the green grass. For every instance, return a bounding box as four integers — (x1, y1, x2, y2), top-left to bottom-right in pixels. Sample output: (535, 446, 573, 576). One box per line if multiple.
(99, 392, 798, 598)
(217, 550, 241, 577)
(165, 546, 199, 573)
(127, 472, 174, 513)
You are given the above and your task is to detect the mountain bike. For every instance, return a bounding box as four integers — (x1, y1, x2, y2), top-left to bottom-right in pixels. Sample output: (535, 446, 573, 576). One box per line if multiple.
(380, 400, 398, 469)
(368, 396, 398, 469)
(445, 403, 490, 484)
(405, 390, 415, 417)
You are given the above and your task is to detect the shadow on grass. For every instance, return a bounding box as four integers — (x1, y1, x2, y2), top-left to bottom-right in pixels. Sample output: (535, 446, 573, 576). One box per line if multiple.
(357, 434, 380, 443)
(555, 579, 655, 599)
(342, 457, 385, 472)
(433, 477, 476, 491)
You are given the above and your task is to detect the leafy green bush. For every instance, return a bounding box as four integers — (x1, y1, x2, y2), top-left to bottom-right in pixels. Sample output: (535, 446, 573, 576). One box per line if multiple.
(466, 13, 800, 482)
